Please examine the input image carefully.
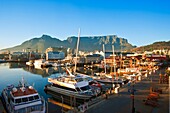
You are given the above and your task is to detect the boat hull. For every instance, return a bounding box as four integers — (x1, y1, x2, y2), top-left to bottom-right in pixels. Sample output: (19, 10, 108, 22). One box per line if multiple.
(44, 84, 93, 101)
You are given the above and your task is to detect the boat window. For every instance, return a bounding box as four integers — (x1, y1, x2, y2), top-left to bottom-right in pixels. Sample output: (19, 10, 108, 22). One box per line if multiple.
(80, 85, 90, 91)
(28, 96, 34, 101)
(76, 88, 81, 91)
(15, 98, 22, 103)
(75, 78, 83, 82)
(34, 95, 39, 100)
(22, 97, 28, 102)
(83, 78, 88, 81)
(87, 77, 93, 81)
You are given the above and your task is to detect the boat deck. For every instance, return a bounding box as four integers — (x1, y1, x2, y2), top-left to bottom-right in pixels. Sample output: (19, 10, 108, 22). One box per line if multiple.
(12, 87, 37, 97)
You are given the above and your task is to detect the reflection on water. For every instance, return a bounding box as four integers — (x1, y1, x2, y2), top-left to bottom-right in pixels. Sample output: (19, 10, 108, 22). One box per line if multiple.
(0, 63, 71, 113)
(9, 62, 27, 69)
(46, 91, 75, 113)
(23, 66, 65, 77)
(2, 62, 67, 77)
(0, 63, 100, 113)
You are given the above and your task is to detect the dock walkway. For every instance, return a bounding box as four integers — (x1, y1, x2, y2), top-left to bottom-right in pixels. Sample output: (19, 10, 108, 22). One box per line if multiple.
(85, 67, 169, 113)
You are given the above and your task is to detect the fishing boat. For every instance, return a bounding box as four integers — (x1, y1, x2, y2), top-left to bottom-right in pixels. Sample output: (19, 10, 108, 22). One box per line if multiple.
(1, 77, 46, 113)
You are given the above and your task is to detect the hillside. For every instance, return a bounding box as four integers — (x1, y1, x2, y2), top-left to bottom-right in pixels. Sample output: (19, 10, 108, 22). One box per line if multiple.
(0, 34, 136, 53)
(131, 41, 170, 52)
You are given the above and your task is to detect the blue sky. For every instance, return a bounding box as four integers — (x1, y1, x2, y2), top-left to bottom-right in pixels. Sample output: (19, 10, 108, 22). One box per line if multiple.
(0, 0, 170, 49)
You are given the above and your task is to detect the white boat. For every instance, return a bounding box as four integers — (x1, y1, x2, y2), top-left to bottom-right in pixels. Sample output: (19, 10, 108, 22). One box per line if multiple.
(26, 60, 34, 66)
(34, 59, 52, 69)
(45, 83, 93, 100)
(33, 59, 45, 68)
(46, 70, 100, 100)
(1, 77, 46, 113)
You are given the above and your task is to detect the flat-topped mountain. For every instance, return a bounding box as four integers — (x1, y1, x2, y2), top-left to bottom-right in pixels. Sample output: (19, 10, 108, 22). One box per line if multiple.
(0, 34, 136, 53)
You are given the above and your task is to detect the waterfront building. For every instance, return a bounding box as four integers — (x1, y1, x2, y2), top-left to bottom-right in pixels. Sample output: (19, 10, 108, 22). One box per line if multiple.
(85, 54, 103, 64)
(46, 51, 65, 60)
(46, 47, 65, 60)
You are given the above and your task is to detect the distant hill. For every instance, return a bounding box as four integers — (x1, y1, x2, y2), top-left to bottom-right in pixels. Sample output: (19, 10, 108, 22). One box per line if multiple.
(131, 41, 170, 52)
(0, 34, 136, 53)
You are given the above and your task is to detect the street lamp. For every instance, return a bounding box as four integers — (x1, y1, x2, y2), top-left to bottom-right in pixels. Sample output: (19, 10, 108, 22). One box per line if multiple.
(131, 84, 135, 113)
(61, 96, 63, 113)
(130, 81, 136, 113)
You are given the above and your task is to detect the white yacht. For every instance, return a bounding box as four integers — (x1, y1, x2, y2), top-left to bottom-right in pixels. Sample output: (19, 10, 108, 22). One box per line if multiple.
(45, 69, 100, 100)
(1, 77, 46, 113)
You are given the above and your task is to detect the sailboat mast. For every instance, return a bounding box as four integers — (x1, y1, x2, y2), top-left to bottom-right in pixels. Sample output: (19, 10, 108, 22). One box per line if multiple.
(112, 45, 116, 78)
(74, 28, 80, 73)
(103, 44, 107, 74)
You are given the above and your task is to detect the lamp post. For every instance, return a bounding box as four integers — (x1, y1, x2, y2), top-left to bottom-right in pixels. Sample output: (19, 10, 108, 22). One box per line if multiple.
(131, 82, 135, 113)
(132, 84, 135, 113)
(61, 96, 63, 113)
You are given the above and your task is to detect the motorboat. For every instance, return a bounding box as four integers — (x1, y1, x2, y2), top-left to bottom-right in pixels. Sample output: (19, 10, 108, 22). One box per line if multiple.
(44, 82, 93, 101)
(45, 72, 100, 100)
(1, 77, 46, 113)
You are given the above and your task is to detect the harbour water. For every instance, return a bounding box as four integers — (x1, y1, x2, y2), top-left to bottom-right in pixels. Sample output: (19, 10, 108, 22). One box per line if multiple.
(0, 62, 72, 113)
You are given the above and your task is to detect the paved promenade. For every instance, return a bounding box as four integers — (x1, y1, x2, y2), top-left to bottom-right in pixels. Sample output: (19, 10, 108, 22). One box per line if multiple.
(86, 68, 169, 113)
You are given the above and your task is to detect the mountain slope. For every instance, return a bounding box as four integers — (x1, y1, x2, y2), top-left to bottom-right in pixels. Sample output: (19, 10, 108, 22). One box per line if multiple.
(0, 34, 136, 53)
(131, 41, 170, 52)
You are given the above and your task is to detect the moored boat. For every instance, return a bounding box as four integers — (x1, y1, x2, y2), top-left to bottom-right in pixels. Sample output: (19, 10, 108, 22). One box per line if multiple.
(1, 77, 46, 113)
(34, 59, 52, 69)
(45, 72, 100, 100)
(26, 60, 34, 66)
(44, 83, 93, 100)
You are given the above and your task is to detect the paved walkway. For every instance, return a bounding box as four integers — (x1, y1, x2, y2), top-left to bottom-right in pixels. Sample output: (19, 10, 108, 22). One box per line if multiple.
(85, 68, 169, 113)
